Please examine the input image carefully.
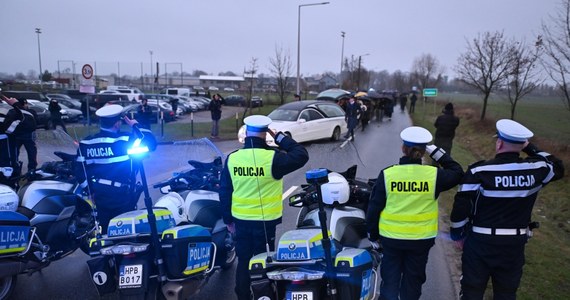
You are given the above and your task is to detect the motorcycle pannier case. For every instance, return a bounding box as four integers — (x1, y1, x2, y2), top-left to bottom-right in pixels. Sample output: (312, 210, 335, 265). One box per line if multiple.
(161, 224, 212, 279)
(334, 248, 373, 300)
(0, 211, 32, 256)
(107, 209, 176, 237)
(0, 185, 18, 212)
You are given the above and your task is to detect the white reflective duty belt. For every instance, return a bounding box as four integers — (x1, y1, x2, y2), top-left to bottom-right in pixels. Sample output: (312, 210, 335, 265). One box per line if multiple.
(472, 226, 527, 236)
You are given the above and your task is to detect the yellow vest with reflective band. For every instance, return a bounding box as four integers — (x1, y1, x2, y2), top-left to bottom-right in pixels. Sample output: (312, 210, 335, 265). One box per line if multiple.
(380, 164, 438, 240)
(228, 148, 283, 221)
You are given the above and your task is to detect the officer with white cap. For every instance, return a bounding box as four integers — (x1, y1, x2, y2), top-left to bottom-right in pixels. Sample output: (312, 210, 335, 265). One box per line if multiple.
(76, 104, 157, 232)
(367, 126, 463, 300)
(451, 119, 564, 300)
(220, 115, 309, 300)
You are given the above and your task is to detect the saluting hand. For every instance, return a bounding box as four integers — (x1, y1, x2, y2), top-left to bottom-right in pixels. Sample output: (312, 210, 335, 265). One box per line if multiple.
(123, 115, 138, 127)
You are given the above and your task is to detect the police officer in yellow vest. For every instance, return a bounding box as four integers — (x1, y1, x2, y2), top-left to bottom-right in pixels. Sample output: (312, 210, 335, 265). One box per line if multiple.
(366, 126, 463, 300)
(220, 115, 309, 300)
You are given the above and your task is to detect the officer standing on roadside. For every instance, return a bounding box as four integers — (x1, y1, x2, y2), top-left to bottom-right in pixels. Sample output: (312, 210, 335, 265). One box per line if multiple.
(219, 115, 309, 300)
(3, 98, 38, 175)
(76, 104, 157, 232)
(0, 96, 18, 186)
(366, 126, 464, 300)
(450, 119, 564, 300)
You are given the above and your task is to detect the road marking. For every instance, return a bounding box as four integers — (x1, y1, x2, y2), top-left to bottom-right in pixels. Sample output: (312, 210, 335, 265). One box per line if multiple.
(282, 185, 298, 201)
(340, 136, 352, 148)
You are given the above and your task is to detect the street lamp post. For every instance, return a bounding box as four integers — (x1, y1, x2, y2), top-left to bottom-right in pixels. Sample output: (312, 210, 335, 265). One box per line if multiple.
(357, 53, 370, 91)
(296, 2, 329, 96)
(150, 50, 154, 93)
(340, 31, 346, 89)
(35, 28, 43, 84)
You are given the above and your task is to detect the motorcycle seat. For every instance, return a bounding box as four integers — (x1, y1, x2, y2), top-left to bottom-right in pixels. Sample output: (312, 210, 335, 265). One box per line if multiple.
(188, 157, 222, 171)
(187, 199, 221, 229)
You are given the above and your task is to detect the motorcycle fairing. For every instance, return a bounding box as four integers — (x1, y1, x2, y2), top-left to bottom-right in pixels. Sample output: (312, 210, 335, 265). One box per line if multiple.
(276, 228, 337, 261)
(0, 211, 31, 256)
(107, 209, 176, 237)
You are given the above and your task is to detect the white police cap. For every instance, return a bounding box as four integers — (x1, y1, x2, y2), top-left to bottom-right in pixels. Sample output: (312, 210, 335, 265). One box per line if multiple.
(496, 119, 533, 144)
(400, 126, 433, 147)
(95, 104, 123, 119)
(244, 115, 272, 132)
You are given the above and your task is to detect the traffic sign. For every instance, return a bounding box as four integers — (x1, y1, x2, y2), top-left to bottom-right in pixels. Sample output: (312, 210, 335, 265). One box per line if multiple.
(82, 64, 94, 80)
(423, 88, 438, 97)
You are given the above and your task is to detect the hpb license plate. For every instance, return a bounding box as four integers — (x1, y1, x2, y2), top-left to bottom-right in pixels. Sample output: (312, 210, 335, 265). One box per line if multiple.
(119, 264, 142, 288)
(287, 291, 313, 300)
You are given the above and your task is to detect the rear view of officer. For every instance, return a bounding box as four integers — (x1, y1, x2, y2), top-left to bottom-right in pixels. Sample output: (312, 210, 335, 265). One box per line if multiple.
(366, 126, 464, 300)
(76, 104, 157, 232)
(219, 115, 309, 300)
(0, 97, 18, 186)
(451, 119, 564, 300)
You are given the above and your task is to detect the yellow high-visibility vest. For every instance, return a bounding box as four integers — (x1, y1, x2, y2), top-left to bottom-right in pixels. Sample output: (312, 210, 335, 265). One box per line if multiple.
(228, 148, 283, 221)
(380, 164, 438, 240)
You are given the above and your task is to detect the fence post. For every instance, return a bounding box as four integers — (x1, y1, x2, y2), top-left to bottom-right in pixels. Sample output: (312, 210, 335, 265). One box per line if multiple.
(160, 111, 164, 138)
(235, 112, 239, 132)
(191, 112, 194, 137)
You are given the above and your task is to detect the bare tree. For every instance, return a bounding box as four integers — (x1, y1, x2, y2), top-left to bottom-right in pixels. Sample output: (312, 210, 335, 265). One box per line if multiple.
(455, 31, 515, 120)
(410, 53, 445, 94)
(541, 0, 570, 112)
(242, 57, 258, 124)
(392, 70, 411, 93)
(269, 45, 293, 105)
(505, 38, 543, 120)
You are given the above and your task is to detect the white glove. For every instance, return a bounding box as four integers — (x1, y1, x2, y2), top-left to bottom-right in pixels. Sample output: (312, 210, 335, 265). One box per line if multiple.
(426, 145, 437, 155)
(426, 145, 446, 162)
(369, 239, 381, 250)
(0, 167, 13, 177)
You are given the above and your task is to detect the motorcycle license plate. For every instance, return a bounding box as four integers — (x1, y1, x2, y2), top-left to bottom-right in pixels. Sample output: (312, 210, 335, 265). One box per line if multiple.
(286, 291, 313, 300)
(119, 264, 142, 288)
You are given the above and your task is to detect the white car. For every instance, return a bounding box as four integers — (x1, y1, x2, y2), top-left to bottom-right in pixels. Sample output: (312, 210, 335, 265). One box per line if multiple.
(238, 100, 347, 146)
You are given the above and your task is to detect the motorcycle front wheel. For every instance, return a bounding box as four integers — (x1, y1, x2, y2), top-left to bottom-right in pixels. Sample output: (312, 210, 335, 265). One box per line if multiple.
(0, 275, 17, 300)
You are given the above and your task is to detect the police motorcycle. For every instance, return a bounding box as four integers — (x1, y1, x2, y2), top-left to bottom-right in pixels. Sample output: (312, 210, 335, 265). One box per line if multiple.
(86, 136, 235, 300)
(249, 166, 381, 300)
(0, 150, 96, 300)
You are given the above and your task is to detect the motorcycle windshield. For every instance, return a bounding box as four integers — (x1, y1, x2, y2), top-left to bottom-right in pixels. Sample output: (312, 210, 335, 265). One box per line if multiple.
(35, 129, 79, 165)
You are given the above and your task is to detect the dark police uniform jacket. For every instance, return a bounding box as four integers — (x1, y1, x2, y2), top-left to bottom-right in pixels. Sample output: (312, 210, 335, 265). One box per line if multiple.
(219, 135, 309, 227)
(0, 105, 15, 176)
(450, 143, 564, 239)
(76, 127, 156, 210)
(366, 154, 464, 242)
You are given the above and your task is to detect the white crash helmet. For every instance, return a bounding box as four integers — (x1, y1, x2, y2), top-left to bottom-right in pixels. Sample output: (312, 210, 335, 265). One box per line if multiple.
(321, 172, 350, 205)
(154, 192, 187, 225)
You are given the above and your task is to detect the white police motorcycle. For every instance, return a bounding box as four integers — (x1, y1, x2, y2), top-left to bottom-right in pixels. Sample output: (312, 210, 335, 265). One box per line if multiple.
(0, 151, 96, 300)
(86, 137, 235, 300)
(249, 166, 381, 300)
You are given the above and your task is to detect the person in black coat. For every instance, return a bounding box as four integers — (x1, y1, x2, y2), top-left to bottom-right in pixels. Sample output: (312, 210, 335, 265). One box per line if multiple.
(208, 94, 223, 138)
(434, 103, 460, 154)
(48, 99, 68, 133)
(344, 96, 361, 140)
(136, 98, 153, 130)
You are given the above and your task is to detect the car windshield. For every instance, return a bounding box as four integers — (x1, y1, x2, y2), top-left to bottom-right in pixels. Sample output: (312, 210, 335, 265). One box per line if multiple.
(268, 108, 300, 121)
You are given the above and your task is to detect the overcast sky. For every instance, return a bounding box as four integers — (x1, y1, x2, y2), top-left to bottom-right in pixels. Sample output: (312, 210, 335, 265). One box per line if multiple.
(0, 0, 560, 79)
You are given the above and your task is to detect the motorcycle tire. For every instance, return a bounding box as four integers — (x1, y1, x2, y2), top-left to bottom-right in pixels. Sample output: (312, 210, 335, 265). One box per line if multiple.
(0, 275, 17, 300)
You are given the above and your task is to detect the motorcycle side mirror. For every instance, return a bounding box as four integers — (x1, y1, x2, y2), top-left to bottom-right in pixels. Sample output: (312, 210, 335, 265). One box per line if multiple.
(288, 194, 304, 207)
(159, 186, 170, 194)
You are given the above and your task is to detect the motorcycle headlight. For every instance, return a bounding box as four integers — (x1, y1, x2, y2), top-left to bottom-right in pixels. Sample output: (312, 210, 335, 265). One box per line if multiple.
(100, 243, 149, 255)
(266, 268, 325, 281)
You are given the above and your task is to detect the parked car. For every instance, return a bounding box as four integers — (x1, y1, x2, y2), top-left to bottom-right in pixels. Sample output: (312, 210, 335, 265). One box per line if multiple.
(237, 100, 347, 146)
(224, 94, 246, 106)
(146, 94, 192, 114)
(46, 94, 83, 109)
(146, 99, 179, 120)
(59, 104, 83, 122)
(84, 93, 130, 109)
(26, 100, 58, 129)
(208, 86, 219, 91)
(2, 90, 49, 102)
(122, 103, 176, 123)
(223, 87, 235, 92)
(99, 87, 144, 102)
(251, 96, 263, 107)
(316, 88, 351, 102)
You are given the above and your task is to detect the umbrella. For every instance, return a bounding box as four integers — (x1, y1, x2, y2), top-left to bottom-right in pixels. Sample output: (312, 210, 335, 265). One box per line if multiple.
(355, 91, 368, 98)
(367, 90, 383, 100)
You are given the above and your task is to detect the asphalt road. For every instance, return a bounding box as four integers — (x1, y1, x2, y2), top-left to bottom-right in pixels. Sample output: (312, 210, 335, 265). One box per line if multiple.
(10, 109, 459, 299)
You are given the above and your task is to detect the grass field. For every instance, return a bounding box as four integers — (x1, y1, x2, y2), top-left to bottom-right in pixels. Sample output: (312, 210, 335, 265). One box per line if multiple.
(412, 93, 570, 299)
